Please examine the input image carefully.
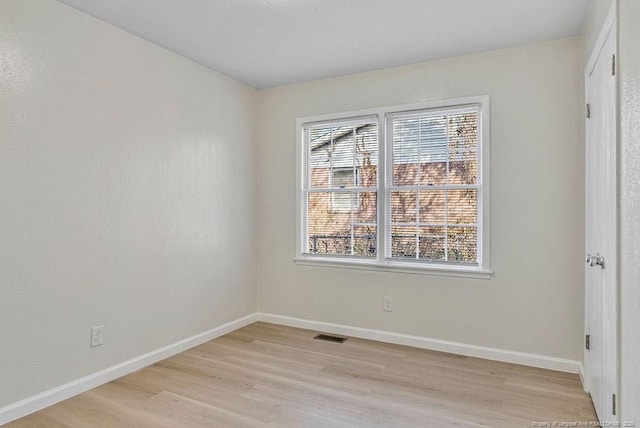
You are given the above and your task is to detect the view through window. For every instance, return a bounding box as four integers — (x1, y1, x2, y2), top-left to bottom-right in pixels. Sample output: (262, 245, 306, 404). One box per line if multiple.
(301, 100, 486, 270)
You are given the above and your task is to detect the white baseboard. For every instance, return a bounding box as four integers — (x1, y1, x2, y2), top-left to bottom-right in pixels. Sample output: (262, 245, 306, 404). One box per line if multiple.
(579, 362, 589, 392)
(2, 312, 583, 425)
(258, 313, 581, 374)
(0, 313, 258, 426)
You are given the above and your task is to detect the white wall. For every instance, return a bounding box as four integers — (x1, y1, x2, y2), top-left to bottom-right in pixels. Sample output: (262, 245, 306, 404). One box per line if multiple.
(0, 0, 257, 408)
(256, 38, 584, 361)
(618, 0, 640, 421)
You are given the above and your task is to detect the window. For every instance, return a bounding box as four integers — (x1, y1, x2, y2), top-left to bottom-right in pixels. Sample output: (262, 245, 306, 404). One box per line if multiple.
(304, 117, 378, 257)
(297, 96, 490, 277)
(387, 107, 479, 263)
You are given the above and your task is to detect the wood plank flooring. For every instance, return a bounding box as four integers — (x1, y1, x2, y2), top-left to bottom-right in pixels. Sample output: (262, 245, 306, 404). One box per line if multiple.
(8, 322, 597, 427)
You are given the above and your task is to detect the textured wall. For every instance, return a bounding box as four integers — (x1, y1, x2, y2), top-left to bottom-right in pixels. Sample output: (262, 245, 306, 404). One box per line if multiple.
(257, 38, 585, 361)
(618, 0, 640, 421)
(0, 0, 257, 408)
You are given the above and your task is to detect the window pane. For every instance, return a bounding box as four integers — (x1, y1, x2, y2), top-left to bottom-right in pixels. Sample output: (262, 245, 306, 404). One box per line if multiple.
(393, 164, 419, 186)
(308, 124, 332, 188)
(419, 190, 446, 224)
(332, 127, 355, 172)
(353, 191, 377, 224)
(330, 192, 355, 212)
(392, 117, 418, 186)
(448, 112, 478, 152)
(353, 225, 377, 257)
(356, 126, 378, 187)
(419, 226, 446, 260)
(448, 189, 477, 225)
(390, 225, 416, 258)
(448, 150, 478, 185)
(308, 122, 377, 189)
(420, 117, 448, 163)
(391, 191, 416, 223)
(330, 169, 357, 211)
(308, 192, 350, 255)
(419, 162, 447, 186)
(393, 115, 448, 186)
(447, 226, 477, 262)
(333, 168, 355, 187)
(307, 191, 376, 257)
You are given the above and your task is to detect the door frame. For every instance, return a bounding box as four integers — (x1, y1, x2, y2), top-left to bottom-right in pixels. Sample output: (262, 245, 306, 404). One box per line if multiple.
(583, 0, 618, 417)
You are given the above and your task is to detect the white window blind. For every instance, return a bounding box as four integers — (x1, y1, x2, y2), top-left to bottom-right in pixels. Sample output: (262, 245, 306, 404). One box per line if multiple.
(298, 97, 489, 276)
(387, 106, 480, 265)
(303, 117, 378, 257)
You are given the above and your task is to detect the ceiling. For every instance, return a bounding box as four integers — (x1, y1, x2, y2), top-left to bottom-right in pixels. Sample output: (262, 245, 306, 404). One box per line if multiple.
(57, 0, 592, 89)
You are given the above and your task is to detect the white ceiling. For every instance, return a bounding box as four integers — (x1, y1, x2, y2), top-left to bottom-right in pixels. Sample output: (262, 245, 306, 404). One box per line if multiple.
(57, 0, 592, 89)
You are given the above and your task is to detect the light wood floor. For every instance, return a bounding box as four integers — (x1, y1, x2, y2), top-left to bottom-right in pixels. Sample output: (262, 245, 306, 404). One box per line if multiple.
(8, 322, 596, 427)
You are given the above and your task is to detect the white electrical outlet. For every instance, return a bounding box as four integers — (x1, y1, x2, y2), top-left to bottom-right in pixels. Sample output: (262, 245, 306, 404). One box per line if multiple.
(384, 296, 393, 312)
(91, 325, 104, 347)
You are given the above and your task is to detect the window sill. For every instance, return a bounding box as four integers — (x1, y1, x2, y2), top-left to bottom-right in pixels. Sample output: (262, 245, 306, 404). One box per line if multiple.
(293, 256, 493, 279)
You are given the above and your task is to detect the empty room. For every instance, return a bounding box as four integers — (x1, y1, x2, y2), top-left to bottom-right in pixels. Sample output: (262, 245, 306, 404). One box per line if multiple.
(1, 0, 639, 426)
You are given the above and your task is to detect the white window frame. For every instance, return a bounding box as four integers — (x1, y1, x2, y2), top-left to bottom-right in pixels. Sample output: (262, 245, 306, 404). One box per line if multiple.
(295, 95, 492, 279)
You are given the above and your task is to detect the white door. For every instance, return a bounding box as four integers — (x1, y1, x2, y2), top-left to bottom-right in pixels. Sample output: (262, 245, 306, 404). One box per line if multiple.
(585, 19, 617, 422)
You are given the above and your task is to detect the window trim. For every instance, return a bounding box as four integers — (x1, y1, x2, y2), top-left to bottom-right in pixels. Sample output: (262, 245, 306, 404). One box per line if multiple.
(295, 95, 492, 278)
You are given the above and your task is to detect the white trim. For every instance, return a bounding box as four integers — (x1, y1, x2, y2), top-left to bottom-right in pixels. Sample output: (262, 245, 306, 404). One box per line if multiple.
(296, 95, 491, 276)
(478, 98, 491, 271)
(295, 122, 304, 259)
(294, 256, 492, 279)
(579, 362, 588, 393)
(258, 313, 580, 374)
(0, 313, 258, 426)
(297, 96, 488, 125)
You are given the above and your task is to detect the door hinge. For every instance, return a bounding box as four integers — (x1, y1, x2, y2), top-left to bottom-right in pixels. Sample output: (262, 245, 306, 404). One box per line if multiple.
(585, 334, 590, 350)
(612, 393, 617, 415)
(586, 103, 591, 119)
(612, 54, 616, 76)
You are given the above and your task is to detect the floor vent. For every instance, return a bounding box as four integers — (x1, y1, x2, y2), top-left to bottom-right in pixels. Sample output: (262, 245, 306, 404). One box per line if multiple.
(314, 334, 347, 343)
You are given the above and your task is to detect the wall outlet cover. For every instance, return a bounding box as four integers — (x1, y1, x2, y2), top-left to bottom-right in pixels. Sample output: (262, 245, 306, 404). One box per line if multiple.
(384, 296, 393, 312)
(91, 326, 104, 347)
